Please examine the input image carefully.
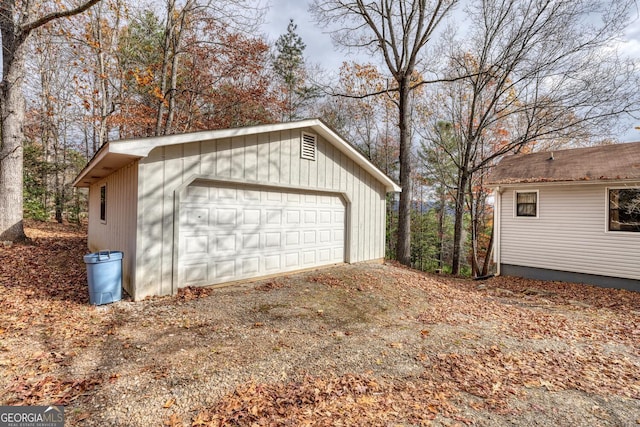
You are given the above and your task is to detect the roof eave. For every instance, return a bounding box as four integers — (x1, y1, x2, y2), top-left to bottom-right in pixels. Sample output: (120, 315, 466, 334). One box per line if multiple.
(310, 121, 402, 193)
(487, 177, 640, 187)
(72, 143, 141, 188)
(73, 119, 401, 193)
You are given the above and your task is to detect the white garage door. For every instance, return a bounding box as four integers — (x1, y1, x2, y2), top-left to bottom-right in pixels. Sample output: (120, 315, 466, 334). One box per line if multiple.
(178, 181, 346, 287)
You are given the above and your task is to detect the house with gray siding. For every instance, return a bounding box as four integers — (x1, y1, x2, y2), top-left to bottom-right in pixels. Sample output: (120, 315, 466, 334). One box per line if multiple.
(73, 119, 401, 300)
(488, 142, 640, 291)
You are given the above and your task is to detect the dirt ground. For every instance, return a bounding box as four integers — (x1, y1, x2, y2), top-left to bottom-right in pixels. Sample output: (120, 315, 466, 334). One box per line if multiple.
(1, 222, 639, 426)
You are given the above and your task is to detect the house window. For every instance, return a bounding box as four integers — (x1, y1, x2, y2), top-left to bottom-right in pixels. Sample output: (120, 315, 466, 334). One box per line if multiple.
(609, 188, 640, 232)
(100, 184, 107, 223)
(301, 132, 317, 161)
(515, 191, 538, 217)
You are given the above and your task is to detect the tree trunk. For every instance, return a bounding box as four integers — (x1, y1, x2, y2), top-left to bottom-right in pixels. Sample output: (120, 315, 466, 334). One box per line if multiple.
(468, 178, 480, 277)
(164, 21, 183, 135)
(481, 222, 494, 276)
(451, 170, 469, 275)
(0, 39, 28, 241)
(156, 0, 174, 136)
(97, 29, 110, 146)
(0, 0, 100, 241)
(395, 78, 412, 265)
(436, 189, 445, 271)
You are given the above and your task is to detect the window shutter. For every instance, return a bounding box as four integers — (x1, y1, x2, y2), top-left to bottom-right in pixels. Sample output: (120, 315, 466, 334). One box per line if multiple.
(301, 132, 317, 161)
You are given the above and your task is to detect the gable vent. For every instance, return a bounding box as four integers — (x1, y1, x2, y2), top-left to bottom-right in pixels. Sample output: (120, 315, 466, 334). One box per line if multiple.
(301, 132, 317, 161)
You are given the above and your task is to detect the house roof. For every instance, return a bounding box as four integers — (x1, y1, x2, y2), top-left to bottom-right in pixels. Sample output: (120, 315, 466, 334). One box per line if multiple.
(487, 141, 640, 185)
(72, 119, 402, 192)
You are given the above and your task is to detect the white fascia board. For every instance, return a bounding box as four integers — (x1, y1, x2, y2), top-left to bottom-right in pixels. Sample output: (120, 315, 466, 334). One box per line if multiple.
(85, 119, 402, 193)
(489, 179, 640, 188)
(109, 120, 321, 157)
(72, 143, 111, 187)
(310, 122, 402, 193)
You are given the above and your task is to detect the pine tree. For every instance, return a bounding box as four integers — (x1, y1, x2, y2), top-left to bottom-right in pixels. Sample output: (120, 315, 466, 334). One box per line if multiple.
(272, 19, 317, 121)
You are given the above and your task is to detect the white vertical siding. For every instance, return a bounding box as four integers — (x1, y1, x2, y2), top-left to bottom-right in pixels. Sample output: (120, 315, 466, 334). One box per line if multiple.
(135, 128, 388, 299)
(87, 161, 138, 296)
(500, 183, 640, 280)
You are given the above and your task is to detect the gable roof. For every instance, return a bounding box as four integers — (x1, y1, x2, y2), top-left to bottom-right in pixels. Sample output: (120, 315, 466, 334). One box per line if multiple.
(487, 141, 640, 185)
(73, 119, 401, 192)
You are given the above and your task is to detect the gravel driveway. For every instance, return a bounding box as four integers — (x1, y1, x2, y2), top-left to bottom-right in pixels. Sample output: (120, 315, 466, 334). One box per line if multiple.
(1, 223, 639, 426)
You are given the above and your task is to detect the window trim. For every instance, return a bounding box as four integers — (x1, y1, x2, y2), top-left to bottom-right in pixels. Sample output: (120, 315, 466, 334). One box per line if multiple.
(606, 186, 640, 233)
(100, 184, 107, 224)
(513, 189, 539, 219)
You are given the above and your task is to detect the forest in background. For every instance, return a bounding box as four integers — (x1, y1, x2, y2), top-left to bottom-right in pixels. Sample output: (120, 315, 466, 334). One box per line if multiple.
(20, 0, 640, 277)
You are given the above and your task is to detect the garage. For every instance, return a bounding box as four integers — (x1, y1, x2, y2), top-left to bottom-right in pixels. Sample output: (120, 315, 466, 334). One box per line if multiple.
(178, 181, 346, 287)
(74, 119, 400, 300)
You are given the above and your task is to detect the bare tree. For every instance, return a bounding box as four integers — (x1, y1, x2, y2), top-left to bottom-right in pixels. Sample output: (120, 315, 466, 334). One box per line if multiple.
(155, 0, 196, 136)
(311, 0, 458, 265)
(430, 0, 640, 274)
(153, 0, 266, 135)
(89, 0, 123, 149)
(0, 0, 101, 241)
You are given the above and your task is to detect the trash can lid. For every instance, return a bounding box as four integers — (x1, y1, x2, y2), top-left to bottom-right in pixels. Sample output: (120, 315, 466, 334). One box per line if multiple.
(83, 251, 124, 264)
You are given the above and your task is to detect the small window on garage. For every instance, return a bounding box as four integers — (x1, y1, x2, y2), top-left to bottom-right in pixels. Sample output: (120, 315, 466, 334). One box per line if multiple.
(609, 188, 640, 232)
(515, 190, 538, 217)
(301, 132, 317, 161)
(100, 184, 107, 223)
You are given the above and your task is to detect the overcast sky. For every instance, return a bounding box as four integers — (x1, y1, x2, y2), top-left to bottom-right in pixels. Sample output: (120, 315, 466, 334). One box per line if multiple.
(263, 0, 346, 70)
(263, 0, 640, 142)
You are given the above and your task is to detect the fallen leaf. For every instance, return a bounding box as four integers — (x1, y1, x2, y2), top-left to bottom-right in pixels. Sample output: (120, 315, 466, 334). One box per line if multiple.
(163, 413, 181, 426)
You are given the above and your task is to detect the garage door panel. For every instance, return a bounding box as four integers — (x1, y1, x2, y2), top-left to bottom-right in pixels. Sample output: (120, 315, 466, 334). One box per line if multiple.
(218, 187, 237, 199)
(242, 233, 260, 250)
(242, 209, 261, 225)
(318, 249, 331, 262)
(303, 250, 316, 265)
(244, 190, 261, 201)
(285, 252, 299, 267)
(215, 259, 235, 279)
(266, 209, 282, 224)
(242, 258, 260, 274)
(303, 230, 316, 244)
(179, 182, 345, 287)
(319, 210, 332, 224)
(286, 231, 300, 246)
(286, 210, 301, 224)
(185, 185, 209, 200)
(184, 263, 208, 282)
(287, 193, 301, 203)
(184, 235, 208, 255)
(215, 234, 236, 252)
(319, 195, 332, 205)
(184, 208, 209, 225)
(267, 191, 283, 202)
(304, 211, 317, 223)
(264, 232, 281, 248)
(264, 254, 281, 271)
(319, 230, 331, 243)
(216, 208, 236, 226)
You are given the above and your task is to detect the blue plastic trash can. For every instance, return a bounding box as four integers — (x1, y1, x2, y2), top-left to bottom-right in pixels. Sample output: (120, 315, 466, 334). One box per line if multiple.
(83, 251, 123, 305)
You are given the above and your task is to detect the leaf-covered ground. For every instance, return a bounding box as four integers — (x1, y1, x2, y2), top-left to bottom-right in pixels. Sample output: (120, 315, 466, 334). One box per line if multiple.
(1, 222, 639, 426)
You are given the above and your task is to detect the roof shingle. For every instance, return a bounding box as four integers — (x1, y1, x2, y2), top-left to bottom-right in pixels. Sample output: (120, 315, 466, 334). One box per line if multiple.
(487, 141, 640, 185)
